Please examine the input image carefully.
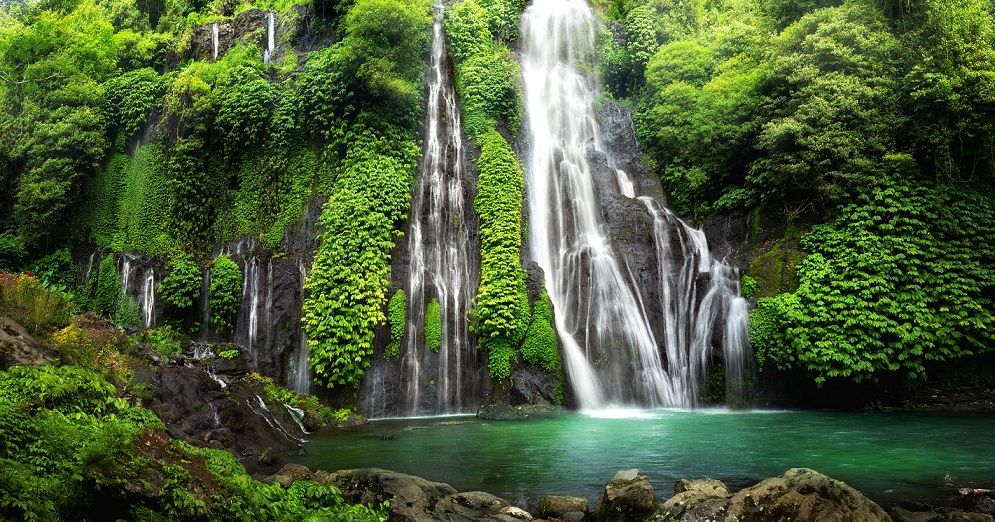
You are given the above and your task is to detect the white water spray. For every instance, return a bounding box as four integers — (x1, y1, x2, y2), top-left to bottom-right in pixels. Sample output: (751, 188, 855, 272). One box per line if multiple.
(520, 0, 748, 408)
(263, 12, 275, 64)
(212, 22, 218, 61)
(401, 9, 478, 414)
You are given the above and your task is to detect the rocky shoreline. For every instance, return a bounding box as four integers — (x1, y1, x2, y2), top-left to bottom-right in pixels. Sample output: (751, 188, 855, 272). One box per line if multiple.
(256, 464, 995, 521)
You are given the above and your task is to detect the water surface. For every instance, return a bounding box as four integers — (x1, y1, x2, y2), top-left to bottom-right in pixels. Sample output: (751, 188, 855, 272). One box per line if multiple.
(293, 410, 994, 508)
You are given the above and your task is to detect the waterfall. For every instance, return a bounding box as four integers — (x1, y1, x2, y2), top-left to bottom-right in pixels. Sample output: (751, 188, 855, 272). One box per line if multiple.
(199, 268, 212, 341)
(400, 9, 479, 415)
(212, 22, 218, 61)
(140, 267, 155, 328)
(520, 0, 748, 408)
(263, 12, 275, 64)
(291, 260, 313, 395)
(615, 169, 635, 199)
(239, 257, 271, 370)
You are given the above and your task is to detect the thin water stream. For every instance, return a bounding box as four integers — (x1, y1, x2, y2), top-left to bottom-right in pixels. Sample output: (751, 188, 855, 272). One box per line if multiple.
(292, 411, 995, 509)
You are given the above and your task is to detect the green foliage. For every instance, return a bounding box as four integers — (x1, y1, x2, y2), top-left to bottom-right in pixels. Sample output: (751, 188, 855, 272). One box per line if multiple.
(102, 68, 163, 151)
(752, 160, 995, 386)
(521, 286, 561, 373)
(473, 130, 530, 380)
(749, 3, 901, 207)
(209, 255, 241, 333)
(159, 253, 201, 309)
(299, 0, 427, 392)
(135, 326, 184, 358)
(217, 348, 239, 360)
(424, 298, 441, 352)
(95, 253, 122, 316)
(341, 0, 432, 120)
(26, 248, 75, 291)
(0, 232, 27, 272)
(446, 0, 523, 137)
(739, 274, 757, 299)
(385, 289, 405, 359)
(304, 190, 393, 389)
(0, 271, 74, 336)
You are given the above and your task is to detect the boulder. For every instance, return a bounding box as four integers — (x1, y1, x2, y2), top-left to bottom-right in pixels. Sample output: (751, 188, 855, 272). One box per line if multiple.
(276, 463, 313, 482)
(0, 315, 54, 369)
(595, 470, 659, 521)
(892, 506, 995, 522)
(656, 468, 891, 522)
(538, 496, 590, 519)
(330, 468, 528, 521)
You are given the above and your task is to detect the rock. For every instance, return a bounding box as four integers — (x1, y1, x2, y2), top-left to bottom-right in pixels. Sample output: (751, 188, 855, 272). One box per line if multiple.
(276, 463, 313, 482)
(656, 468, 890, 522)
(330, 468, 526, 521)
(978, 498, 995, 515)
(501, 506, 534, 520)
(477, 403, 562, 421)
(595, 471, 659, 522)
(0, 315, 54, 369)
(538, 496, 589, 519)
(433, 491, 513, 520)
(257, 447, 276, 467)
(561, 511, 587, 521)
(273, 474, 294, 489)
(614, 469, 639, 481)
(673, 478, 729, 496)
(330, 468, 459, 521)
(892, 506, 995, 522)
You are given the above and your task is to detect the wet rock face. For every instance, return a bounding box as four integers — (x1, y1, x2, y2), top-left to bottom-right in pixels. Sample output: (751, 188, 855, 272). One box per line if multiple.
(656, 468, 892, 522)
(137, 358, 306, 462)
(188, 9, 276, 63)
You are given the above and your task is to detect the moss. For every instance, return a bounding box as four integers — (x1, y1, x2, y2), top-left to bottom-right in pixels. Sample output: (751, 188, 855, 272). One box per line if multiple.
(424, 298, 441, 352)
(385, 289, 405, 359)
(748, 241, 804, 298)
(520, 285, 560, 372)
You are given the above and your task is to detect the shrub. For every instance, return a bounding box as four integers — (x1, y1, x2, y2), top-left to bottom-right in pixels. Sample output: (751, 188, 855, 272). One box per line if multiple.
(209, 255, 242, 333)
(159, 253, 202, 309)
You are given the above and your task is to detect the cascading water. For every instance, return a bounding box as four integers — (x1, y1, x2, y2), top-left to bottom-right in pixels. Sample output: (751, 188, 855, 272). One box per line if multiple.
(291, 260, 313, 395)
(263, 12, 275, 64)
(238, 257, 272, 370)
(212, 22, 218, 61)
(400, 9, 480, 414)
(520, 0, 748, 408)
(141, 267, 155, 328)
(199, 268, 212, 341)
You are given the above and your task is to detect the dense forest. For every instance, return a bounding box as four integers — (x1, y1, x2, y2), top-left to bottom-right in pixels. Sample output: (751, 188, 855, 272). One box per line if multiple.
(1, 0, 994, 516)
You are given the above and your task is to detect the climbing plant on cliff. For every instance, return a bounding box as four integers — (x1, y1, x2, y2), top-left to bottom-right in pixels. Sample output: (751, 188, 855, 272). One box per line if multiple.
(521, 285, 560, 373)
(751, 156, 995, 385)
(385, 289, 406, 359)
(209, 255, 242, 333)
(301, 0, 430, 390)
(159, 253, 201, 309)
(424, 298, 442, 352)
(445, 0, 523, 138)
(473, 130, 530, 380)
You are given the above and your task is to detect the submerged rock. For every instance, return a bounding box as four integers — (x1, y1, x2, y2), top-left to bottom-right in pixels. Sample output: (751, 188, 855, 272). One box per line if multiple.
(595, 470, 659, 521)
(656, 468, 891, 522)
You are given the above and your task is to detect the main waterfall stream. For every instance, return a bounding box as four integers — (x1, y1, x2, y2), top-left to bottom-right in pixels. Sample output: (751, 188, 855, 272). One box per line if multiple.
(520, 0, 747, 408)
